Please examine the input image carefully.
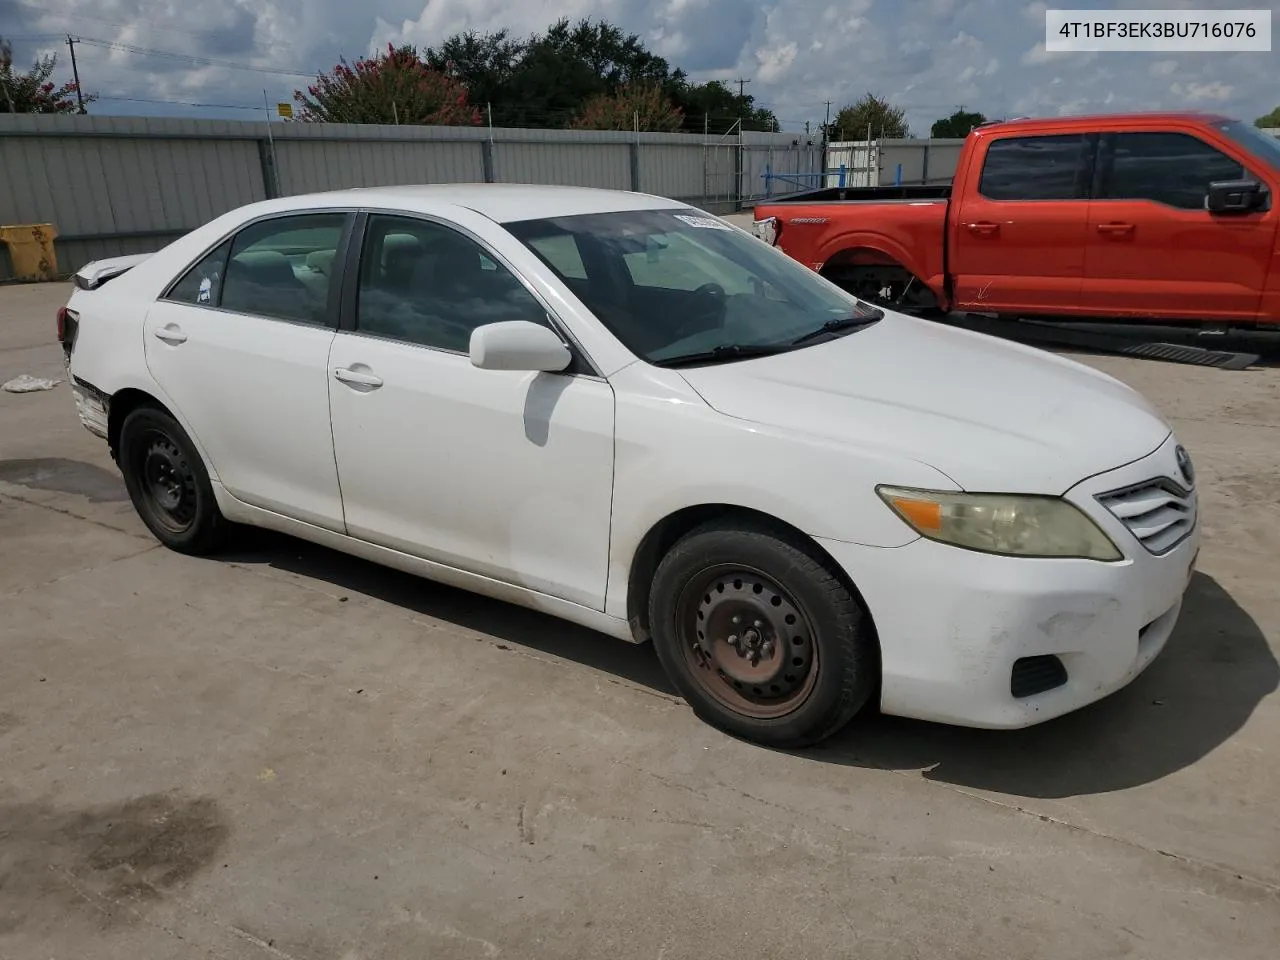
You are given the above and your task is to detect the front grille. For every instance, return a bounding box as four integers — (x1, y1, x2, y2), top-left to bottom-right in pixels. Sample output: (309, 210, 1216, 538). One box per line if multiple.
(1096, 478, 1196, 556)
(1011, 655, 1068, 699)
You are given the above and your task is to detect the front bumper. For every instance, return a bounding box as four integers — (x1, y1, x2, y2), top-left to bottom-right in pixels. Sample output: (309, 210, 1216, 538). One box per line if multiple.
(820, 435, 1200, 728)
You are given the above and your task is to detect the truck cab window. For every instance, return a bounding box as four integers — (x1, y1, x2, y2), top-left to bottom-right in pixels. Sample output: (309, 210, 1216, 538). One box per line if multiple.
(1100, 132, 1246, 210)
(978, 135, 1091, 201)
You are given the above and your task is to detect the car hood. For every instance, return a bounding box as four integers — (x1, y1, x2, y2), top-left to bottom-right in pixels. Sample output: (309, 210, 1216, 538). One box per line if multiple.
(676, 314, 1171, 494)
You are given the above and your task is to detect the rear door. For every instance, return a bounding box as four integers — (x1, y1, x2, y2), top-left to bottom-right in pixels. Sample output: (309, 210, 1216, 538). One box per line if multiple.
(949, 133, 1094, 315)
(143, 211, 352, 531)
(1083, 130, 1278, 320)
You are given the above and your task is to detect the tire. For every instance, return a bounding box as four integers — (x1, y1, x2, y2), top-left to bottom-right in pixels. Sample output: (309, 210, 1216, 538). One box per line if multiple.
(649, 518, 876, 748)
(118, 405, 228, 555)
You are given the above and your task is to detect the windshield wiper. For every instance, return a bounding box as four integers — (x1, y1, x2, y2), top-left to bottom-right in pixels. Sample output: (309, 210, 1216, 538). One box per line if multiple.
(790, 308, 885, 346)
(650, 343, 794, 369)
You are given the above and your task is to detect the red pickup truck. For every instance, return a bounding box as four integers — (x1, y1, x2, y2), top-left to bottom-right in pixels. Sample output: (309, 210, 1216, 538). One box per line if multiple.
(752, 112, 1280, 327)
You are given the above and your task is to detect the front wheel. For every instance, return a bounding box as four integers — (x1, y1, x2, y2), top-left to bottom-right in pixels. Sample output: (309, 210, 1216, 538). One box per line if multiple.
(118, 405, 228, 555)
(649, 520, 877, 747)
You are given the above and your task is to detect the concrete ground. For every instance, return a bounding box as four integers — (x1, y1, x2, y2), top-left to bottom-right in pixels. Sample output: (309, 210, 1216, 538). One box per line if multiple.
(1, 279, 1278, 960)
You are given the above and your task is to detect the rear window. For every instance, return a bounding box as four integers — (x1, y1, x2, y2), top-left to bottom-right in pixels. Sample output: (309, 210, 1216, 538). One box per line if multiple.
(979, 134, 1091, 201)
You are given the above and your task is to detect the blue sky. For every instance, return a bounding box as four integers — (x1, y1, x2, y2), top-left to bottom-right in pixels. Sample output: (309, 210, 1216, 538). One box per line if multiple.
(2, 0, 1276, 132)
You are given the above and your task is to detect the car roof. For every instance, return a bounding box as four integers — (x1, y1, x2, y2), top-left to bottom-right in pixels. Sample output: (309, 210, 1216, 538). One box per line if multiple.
(280, 183, 689, 223)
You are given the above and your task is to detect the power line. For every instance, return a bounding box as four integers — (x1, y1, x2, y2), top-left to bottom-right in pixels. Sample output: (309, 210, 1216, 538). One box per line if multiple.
(43, 15, 253, 43)
(94, 95, 268, 111)
(74, 37, 316, 78)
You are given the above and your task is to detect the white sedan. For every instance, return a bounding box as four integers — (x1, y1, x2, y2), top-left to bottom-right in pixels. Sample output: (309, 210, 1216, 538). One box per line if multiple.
(57, 184, 1199, 746)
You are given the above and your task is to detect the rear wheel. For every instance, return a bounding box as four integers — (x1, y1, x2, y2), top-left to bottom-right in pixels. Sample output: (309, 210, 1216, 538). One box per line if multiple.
(649, 519, 876, 747)
(118, 406, 228, 555)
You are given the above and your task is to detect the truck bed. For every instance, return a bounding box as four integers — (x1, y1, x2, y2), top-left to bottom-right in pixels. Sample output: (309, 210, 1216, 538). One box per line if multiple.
(763, 184, 952, 204)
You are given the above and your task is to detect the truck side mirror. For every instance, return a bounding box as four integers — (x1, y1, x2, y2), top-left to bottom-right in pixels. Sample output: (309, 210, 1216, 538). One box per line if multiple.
(1207, 179, 1268, 214)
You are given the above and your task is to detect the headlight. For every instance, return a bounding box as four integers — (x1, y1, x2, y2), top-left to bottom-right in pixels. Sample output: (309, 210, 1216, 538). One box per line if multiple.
(752, 216, 779, 245)
(876, 486, 1123, 561)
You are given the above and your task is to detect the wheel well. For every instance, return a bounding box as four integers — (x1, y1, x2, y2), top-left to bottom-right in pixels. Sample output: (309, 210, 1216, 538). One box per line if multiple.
(625, 504, 879, 657)
(106, 388, 168, 459)
(819, 250, 937, 311)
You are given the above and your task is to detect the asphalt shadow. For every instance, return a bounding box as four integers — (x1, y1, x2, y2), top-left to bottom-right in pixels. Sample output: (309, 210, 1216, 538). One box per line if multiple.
(220, 528, 676, 696)
(807, 572, 1278, 798)
(223, 531, 1274, 797)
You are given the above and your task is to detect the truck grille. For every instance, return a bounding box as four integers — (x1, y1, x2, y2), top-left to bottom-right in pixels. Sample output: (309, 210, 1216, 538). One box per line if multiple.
(1096, 478, 1196, 555)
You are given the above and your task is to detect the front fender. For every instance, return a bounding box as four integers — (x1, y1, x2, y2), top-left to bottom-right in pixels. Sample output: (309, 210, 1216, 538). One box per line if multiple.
(601, 364, 953, 621)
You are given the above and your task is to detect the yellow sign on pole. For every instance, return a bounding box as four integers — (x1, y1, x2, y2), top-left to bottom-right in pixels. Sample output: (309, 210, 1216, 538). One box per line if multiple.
(276, 102, 293, 119)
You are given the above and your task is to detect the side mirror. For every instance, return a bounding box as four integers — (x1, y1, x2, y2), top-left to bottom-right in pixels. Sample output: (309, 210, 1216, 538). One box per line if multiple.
(1207, 179, 1268, 214)
(469, 320, 572, 373)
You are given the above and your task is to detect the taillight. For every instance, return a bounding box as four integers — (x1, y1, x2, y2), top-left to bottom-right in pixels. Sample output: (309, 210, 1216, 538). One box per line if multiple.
(56, 306, 78, 345)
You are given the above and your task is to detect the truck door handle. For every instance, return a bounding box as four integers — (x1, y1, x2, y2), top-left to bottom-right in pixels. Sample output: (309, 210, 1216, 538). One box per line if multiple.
(1096, 222, 1135, 236)
(333, 366, 383, 388)
(966, 221, 1000, 236)
(153, 324, 187, 345)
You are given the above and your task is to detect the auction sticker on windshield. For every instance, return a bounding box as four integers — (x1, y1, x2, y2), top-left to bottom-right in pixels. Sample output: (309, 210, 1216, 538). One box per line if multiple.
(674, 215, 732, 231)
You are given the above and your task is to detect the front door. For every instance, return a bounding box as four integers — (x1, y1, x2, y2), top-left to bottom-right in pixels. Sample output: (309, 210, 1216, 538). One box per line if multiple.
(1082, 130, 1278, 321)
(143, 211, 352, 530)
(949, 132, 1094, 316)
(326, 212, 615, 609)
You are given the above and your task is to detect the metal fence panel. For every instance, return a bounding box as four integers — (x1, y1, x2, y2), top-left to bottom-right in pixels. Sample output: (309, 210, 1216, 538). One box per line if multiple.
(273, 139, 484, 194)
(0, 115, 815, 279)
(637, 144, 705, 200)
(493, 142, 631, 189)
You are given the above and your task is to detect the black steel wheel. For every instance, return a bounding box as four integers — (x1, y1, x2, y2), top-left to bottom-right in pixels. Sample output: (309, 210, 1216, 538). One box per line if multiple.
(118, 405, 228, 555)
(650, 519, 876, 747)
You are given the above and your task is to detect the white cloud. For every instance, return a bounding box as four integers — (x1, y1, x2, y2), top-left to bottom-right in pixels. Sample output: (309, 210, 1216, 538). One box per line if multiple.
(1171, 80, 1235, 103)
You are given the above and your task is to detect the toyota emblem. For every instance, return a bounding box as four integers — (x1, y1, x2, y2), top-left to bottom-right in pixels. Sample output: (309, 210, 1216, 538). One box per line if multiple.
(1175, 445, 1195, 487)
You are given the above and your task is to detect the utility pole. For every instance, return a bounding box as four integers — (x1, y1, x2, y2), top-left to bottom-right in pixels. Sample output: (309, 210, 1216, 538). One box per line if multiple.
(822, 99, 832, 142)
(734, 77, 751, 99)
(65, 35, 85, 113)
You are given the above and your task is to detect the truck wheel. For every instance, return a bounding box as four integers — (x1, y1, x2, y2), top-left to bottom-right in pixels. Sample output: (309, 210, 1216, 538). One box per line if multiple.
(649, 519, 876, 747)
(118, 406, 229, 555)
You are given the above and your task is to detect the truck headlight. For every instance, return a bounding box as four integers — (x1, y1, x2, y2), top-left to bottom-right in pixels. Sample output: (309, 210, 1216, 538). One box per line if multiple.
(876, 486, 1123, 561)
(752, 216, 779, 245)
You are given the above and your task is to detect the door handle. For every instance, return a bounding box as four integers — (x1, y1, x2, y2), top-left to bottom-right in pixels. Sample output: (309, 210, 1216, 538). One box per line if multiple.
(333, 366, 383, 388)
(153, 324, 187, 345)
(1096, 222, 1135, 236)
(966, 221, 1000, 236)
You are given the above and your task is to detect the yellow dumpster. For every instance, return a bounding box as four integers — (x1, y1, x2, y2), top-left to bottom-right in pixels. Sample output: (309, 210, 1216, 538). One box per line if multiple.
(0, 223, 60, 281)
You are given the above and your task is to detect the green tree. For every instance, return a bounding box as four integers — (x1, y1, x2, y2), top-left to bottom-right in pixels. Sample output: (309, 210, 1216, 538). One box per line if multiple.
(294, 44, 481, 126)
(827, 92, 909, 141)
(572, 83, 683, 132)
(0, 37, 92, 113)
(930, 108, 986, 138)
(1255, 106, 1280, 128)
(671, 79, 778, 133)
(424, 18, 689, 129)
(423, 29, 526, 117)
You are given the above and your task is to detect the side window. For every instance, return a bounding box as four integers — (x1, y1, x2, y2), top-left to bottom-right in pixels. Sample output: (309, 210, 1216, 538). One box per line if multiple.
(166, 239, 231, 306)
(979, 135, 1091, 201)
(219, 214, 347, 325)
(1102, 133, 1246, 210)
(356, 214, 549, 352)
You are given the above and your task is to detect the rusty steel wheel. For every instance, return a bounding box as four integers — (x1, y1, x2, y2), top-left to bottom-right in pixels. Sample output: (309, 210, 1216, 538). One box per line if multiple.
(678, 565, 818, 720)
(649, 519, 876, 747)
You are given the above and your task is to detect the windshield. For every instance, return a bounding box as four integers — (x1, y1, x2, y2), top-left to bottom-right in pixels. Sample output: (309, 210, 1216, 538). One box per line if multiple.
(505, 208, 874, 365)
(1216, 120, 1280, 172)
